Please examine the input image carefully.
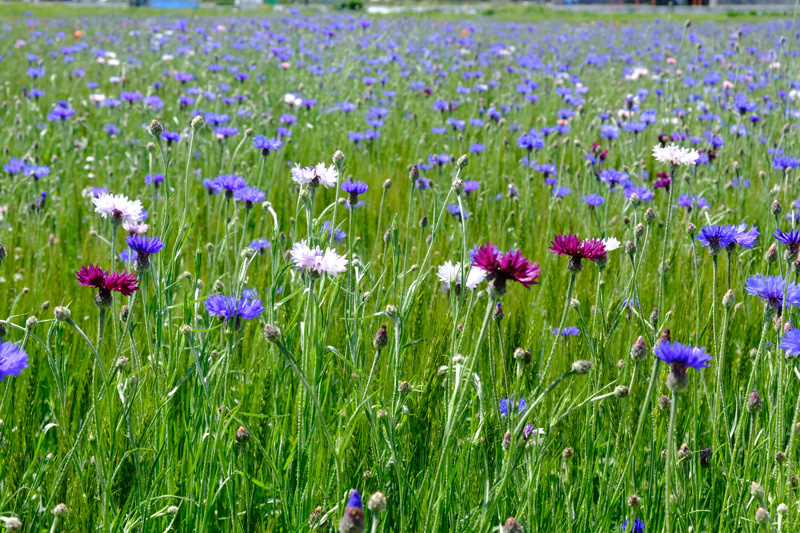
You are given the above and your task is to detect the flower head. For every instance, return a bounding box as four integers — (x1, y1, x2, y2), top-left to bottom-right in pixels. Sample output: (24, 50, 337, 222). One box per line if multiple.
(728, 223, 759, 249)
(290, 240, 347, 277)
(125, 235, 165, 271)
(204, 294, 264, 322)
(339, 489, 365, 533)
(499, 397, 527, 418)
(655, 340, 711, 392)
(252, 135, 282, 156)
(779, 328, 800, 357)
(291, 162, 338, 188)
(652, 143, 699, 167)
(341, 179, 369, 205)
(746, 274, 800, 314)
(774, 227, 800, 260)
(0, 341, 28, 380)
(213, 174, 247, 198)
(696, 225, 736, 255)
(436, 261, 486, 291)
(234, 187, 266, 208)
(472, 243, 540, 296)
(76, 264, 139, 307)
(92, 193, 144, 226)
(549, 234, 607, 272)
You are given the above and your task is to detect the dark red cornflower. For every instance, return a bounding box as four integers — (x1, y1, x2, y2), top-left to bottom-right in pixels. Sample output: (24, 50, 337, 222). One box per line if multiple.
(549, 234, 608, 273)
(654, 172, 671, 190)
(472, 242, 540, 296)
(76, 264, 139, 308)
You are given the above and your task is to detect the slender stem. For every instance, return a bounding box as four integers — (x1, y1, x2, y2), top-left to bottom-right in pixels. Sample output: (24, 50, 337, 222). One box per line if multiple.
(665, 390, 679, 533)
(541, 272, 576, 385)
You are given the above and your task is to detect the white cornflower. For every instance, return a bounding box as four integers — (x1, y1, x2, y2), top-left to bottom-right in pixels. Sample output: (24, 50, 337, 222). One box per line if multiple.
(290, 240, 347, 277)
(290, 163, 339, 189)
(436, 261, 486, 290)
(652, 143, 699, 168)
(122, 220, 149, 236)
(602, 237, 621, 252)
(92, 193, 144, 225)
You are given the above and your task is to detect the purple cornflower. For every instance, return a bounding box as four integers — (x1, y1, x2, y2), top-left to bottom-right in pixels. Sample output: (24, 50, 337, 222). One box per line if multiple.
(253, 135, 282, 156)
(655, 340, 711, 392)
(696, 225, 736, 255)
(746, 274, 800, 314)
(0, 341, 28, 381)
(341, 179, 369, 205)
(463, 180, 479, 196)
(234, 187, 266, 209)
(472, 242, 540, 295)
(552, 186, 571, 197)
(583, 194, 605, 207)
(76, 264, 139, 308)
(204, 294, 264, 324)
(125, 235, 165, 272)
(549, 234, 607, 271)
(447, 203, 467, 220)
(517, 132, 544, 152)
(213, 174, 247, 198)
(535, 163, 557, 176)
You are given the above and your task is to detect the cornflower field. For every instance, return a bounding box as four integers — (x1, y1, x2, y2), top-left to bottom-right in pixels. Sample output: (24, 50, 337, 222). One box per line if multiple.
(3, 5, 800, 532)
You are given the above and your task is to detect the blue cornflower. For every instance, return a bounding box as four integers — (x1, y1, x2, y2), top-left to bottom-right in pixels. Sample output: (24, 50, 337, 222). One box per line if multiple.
(746, 274, 800, 312)
(499, 397, 527, 418)
(203, 178, 222, 195)
(599, 169, 631, 191)
(144, 173, 165, 186)
(341, 179, 369, 205)
(583, 194, 605, 207)
(624, 185, 653, 204)
(696, 225, 736, 255)
(125, 234, 165, 271)
(678, 194, 710, 212)
(727, 223, 759, 249)
(534, 163, 557, 176)
(779, 329, 800, 357)
(214, 126, 238, 138)
(213, 174, 247, 198)
(552, 186, 571, 197)
(234, 187, 266, 209)
(553, 326, 580, 336)
(0, 341, 29, 380)
(253, 135, 282, 156)
(120, 249, 138, 263)
(322, 221, 346, 243)
(463, 180, 479, 195)
(655, 340, 711, 391)
(204, 294, 264, 322)
(469, 143, 486, 153)
(773, 156, 799, 170)
(517, 132, 544, 151)
(621, 518, 645, 533)
(249, 238, 271, 254)
(447, 204, 467, 220)
(774, 228, 800, 259)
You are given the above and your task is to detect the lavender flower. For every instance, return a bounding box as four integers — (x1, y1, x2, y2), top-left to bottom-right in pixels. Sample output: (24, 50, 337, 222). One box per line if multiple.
(234, 187, 266, 209)
(655, 340, 711, 392)
(0, 341, 29, 380)
(125, 235, 165, 272)
(341, 179, 369, 205)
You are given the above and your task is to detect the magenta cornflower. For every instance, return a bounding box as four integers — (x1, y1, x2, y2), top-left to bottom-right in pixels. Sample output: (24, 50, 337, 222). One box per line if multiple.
(549, 234, 607, 272)
(76, 264, 139, 308)
(471, 242, 540, 296)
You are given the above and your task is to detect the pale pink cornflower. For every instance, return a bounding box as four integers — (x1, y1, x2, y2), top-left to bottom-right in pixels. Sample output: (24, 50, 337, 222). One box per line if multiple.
(652, 143, 700, 168)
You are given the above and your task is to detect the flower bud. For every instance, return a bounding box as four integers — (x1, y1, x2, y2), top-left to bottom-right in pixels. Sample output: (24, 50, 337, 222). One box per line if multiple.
(367, 492, 387, 513)
(755, 507, 770, 525)
(373, 324, 388, 349)
(149, 119, 163, 139)
(750, 482, 765, 499)
(772, 200, 783, 216)
(644, 207, 656, 223)
(503, 517, 524, 533)
(777, 503, 789, 517)
(686, 222, 697, 236)
(26, 316, 38, 330)
(263, 323, 282, 343)
(659, 394, 671, 411)
(235, 426, 251, 444)
(776, 451, 788, 464)
(52, 504, 68, 518)
(677, 444, 691, 461)
(627, 494, 642, 509)
(746, 390, 763, 412)
(572, 360, 592, 375)
(457, 154, 469, 169)
(562, 447, 574, 460)
(119, 305, 130, 323)
(614, 385, 630, 398)
(631, 336, 647, 362)
(766, 244, 779, 264)
(333, 150, 345, 166)
(722, 290, 735, 309)
(191, 115, 204, 130)
(409, 165, 419, 182)
(54, 306, 71, 322)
